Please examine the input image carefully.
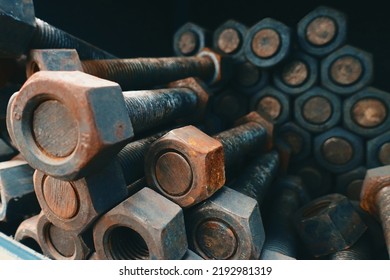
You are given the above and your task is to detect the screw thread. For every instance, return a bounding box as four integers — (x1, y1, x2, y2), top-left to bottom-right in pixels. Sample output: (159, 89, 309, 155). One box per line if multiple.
(329, 234, 372, 260)
(31, 18, 116, 60)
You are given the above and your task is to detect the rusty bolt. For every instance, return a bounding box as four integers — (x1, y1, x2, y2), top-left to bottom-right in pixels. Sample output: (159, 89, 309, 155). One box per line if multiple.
(327, 232, 373, 260)
(14, 214, 44, 256)
(321, 45, 373, 95)
(250, 86, 290, 125)
(213, 20, 247, 61)
(297, 6, 347, 57)
(173, 23, 210, 57)
(0, 160, 39, 223)
(367, 131, 390, 168)
(294, 86, 341, 133)
(343, 87, 390, 138)
(335, 166, 366, 201)
(260, 176, 309, 260)
(93, 187, 187, 260)
(212, 89, 249, 124)
(294, 193, 367, 257)
(232, 61, 269, 94)
(360, 165, 390, 258)
(0, 0, 115, 59)
(27, 48, 230, 87)
(314, 127, 364, 173)
(145, 111, 273, 208)
(273, 51, 319, 95)
(278, 122, 311, 162)
(244, 18, 291, 68)
(8, 71, 210, 180)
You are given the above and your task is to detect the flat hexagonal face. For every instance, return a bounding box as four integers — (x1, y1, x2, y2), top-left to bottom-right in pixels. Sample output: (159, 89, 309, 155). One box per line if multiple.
(173, 23, 208, 56)
(0, 0, 36, 58)
(187, 187, 264, 260)
(294, 193, 367, 257)
(9, 71, 133, 180)
(213, 20, 247, 61)
(145, 125, 225, 208)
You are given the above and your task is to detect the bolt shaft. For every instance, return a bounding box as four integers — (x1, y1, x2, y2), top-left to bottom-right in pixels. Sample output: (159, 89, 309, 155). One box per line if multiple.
(376, 186, 390, 257)
(31, 18, 116, 60)
(329, 233, 372, 260)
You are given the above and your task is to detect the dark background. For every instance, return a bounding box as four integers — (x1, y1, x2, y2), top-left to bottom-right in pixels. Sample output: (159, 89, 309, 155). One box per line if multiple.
(33, 0, 390, 91)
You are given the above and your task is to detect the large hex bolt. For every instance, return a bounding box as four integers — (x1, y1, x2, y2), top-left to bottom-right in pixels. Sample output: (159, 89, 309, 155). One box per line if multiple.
(173, 23, 211, 57)
(0, 0, 115, 59)
(250, 86, 290, 125)
(294, 193, 367, 258)
(36, 213, 92, 260)
(0, 160, 39, 223)
(186, 151, 279, 260)
(278, 122, 311, 162)
(294, 86, 341, 133)
(33, 131, 166, 233)
(213, 20, 247, 62)
(27, 48, 230, 88)
(212, 89, 249, 124)
(314, 127, 364, 173)
(14, 214, 44, 255)
(244, 18, 291, 68)
(360, 165, 390, 257)
(343, 87, 390, 138)
(231, 61, 269, 94)
(273, 51, 319, 95)
(8, 71, 210, 180)
(367, 131, 390, 168)
(321, 45, 373, 95)
(335, 166, 367, 201)
(93, 187, 188, 260)
(260, 176, 310, 260)
(297, 6, 347, 57)
(145, 111, 273, 208)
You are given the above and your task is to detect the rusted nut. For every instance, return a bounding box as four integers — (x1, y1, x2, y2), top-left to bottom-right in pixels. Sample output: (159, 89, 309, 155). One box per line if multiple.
(9, 71, 209, 180)
(314, 127, 364, 173)
(250, 86, 290, 125)
(343, 87, 390, 138)
(182, 250, 203, 260)
(173, 22, 210, 56)
(213, 20, 247, 61)
(273, 51, 319, 95)
(367, 131, 390, 168)
(14, 214, 44, 256)
(335, 166, 366, 201)
(231, 61, 269, 94)
(212, 89, 249, 124)
(0, 160, 39, 223)
(321, 45, 373, 95)
(33, 160, 128, 233)
(294, 86, 341, 133)
(187, 187, 264, 260)
(36, 213, 92, 260)
(0, 0, 115, 59)
(360, 166, 390, 257)
(93, 188, 187, 260)
(294, 193, 367, 257)
(244, 18, 291, 68)
(278, 122, 311, 162)
(297, 6, 347, 56)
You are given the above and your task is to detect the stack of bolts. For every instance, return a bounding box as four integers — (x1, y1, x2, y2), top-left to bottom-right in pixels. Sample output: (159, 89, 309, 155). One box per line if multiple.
(0, 2, 388, 260)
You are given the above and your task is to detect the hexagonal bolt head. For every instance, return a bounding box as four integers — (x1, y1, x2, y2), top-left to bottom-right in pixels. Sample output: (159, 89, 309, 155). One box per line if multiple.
(186, 187, 265, 260)
(15, 214, 43, 255)
(93, 188, 188, 260)
(244, 18, 291, 68)
(321, 45, 373, 95)
(343, 87, 390, 138)
(294, 193, 367, 257)
(145, 125, 225, 208)
(297, 6, 347, 56)
(212, 88, 249, 124)
(8, 70, 133, 180)
(231, 60, 269, 94)
(335, 166, 367, 201)
(173, 23, 210, 56)
(33, 160, 128, 234)
(367, 131, 390, 168)
(0, 160, 39, 222)
(277, 122, 311, 162)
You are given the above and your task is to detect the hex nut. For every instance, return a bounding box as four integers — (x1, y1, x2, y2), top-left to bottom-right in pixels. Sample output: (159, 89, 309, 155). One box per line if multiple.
(335, 166, 366, 201)
(173, 22, 210, 56)
(278, 122, 311, 162)
(294, 193, 367, 257)
(366, 131, 390, 168)
(186, 187, 265, 260)
(8, 70, 133, 180)
(93, 187, 188, 260)
(145, 125, 225, 208)
(232, 61, 269, 94)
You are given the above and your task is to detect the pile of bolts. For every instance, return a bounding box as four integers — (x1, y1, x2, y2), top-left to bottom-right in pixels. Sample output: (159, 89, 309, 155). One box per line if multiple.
(0, 1, 389, 260)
